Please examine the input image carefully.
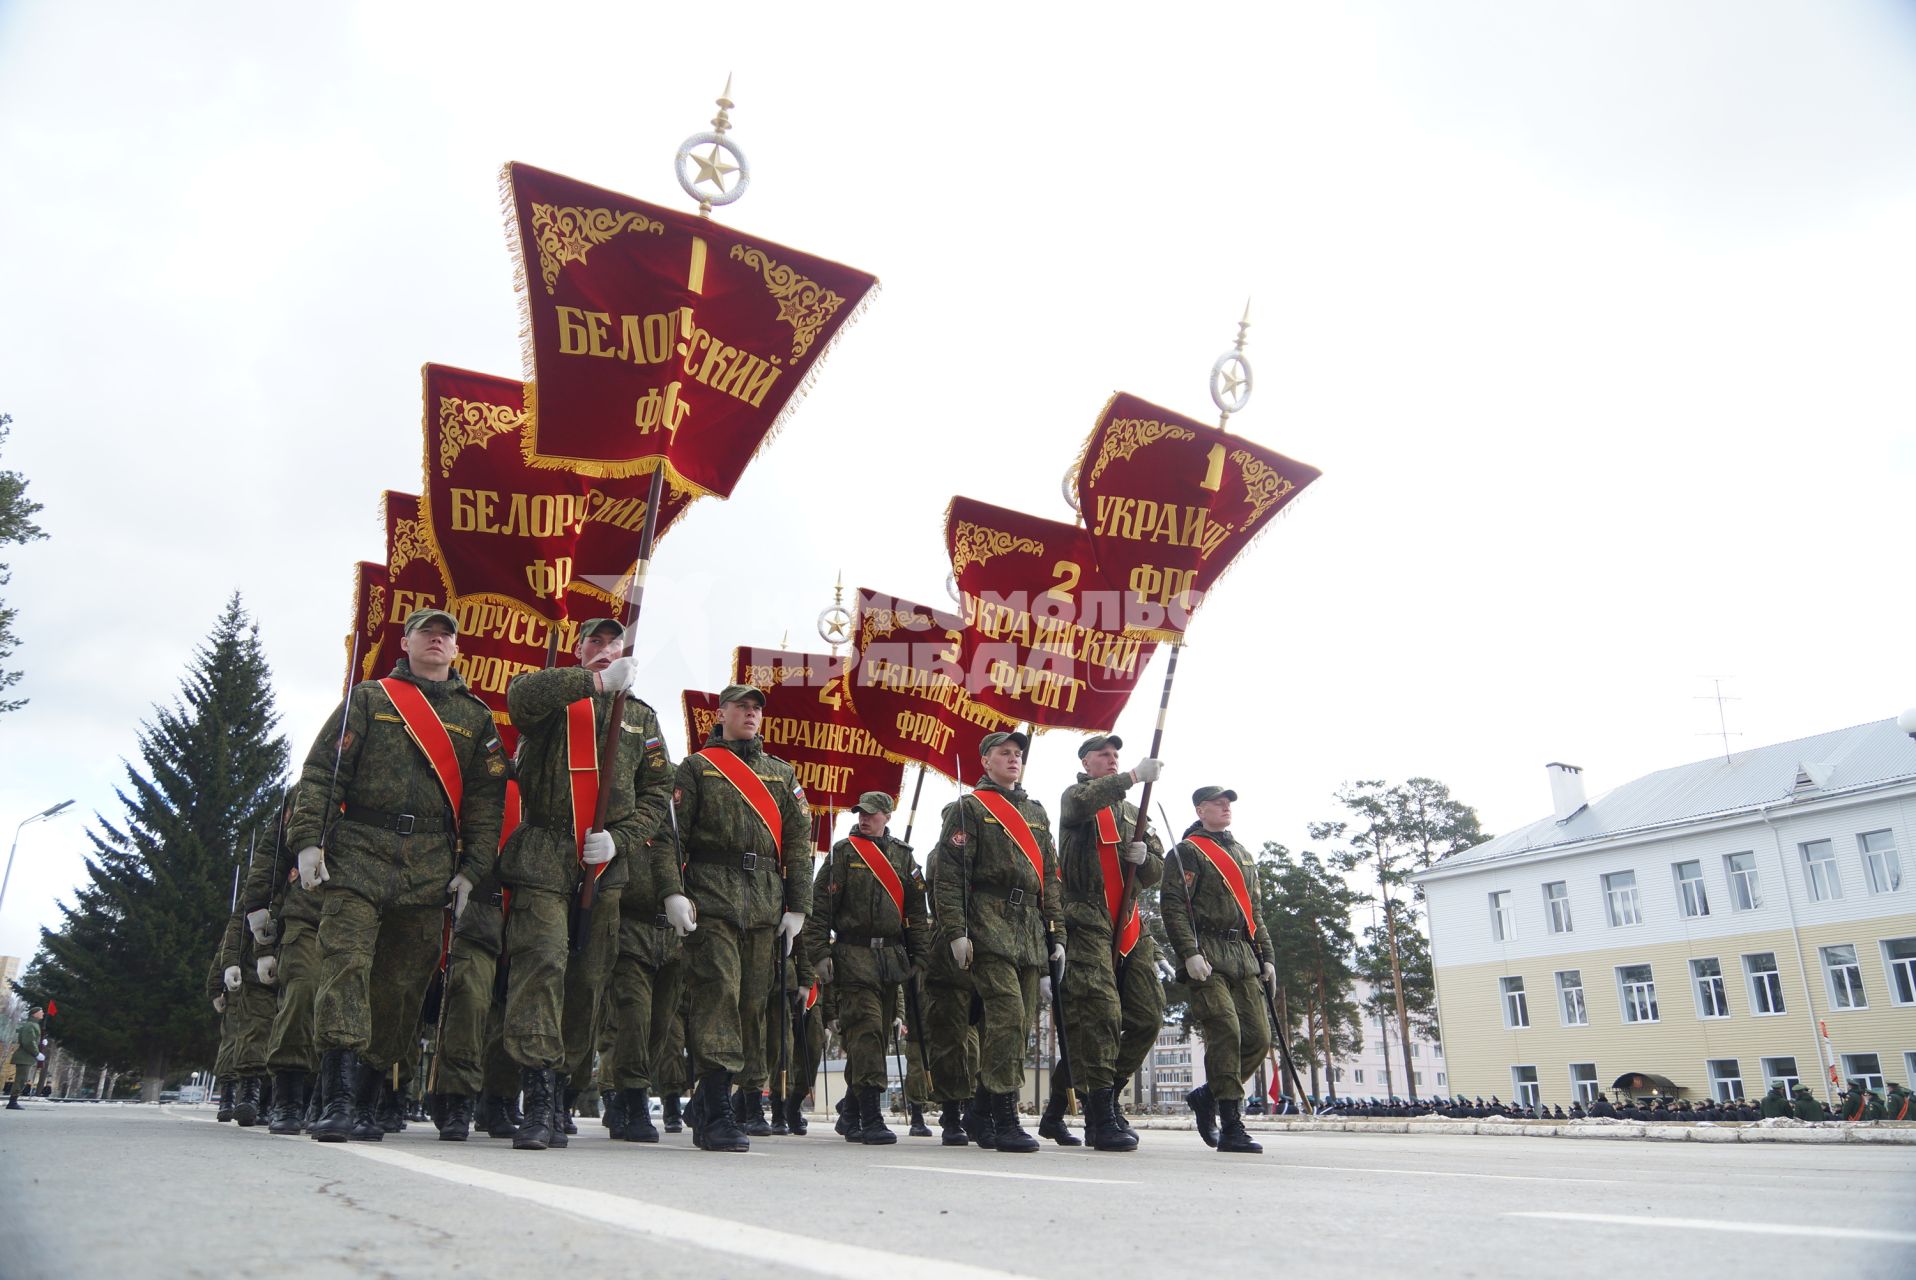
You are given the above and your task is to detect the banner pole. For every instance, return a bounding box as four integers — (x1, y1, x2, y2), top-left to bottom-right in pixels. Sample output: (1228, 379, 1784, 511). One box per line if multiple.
(1109, 641, 1180, 967)
(901, 764, 927, 845)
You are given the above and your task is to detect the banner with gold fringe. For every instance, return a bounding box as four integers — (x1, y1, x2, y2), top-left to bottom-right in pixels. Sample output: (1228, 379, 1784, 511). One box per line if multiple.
(347, 560, 388, 693)
(503, 162, 878, 496)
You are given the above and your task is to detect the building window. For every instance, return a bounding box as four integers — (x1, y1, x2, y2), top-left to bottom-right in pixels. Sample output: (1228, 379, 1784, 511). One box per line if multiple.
(1800, 839, 1842, 902)
(1511, 1065, 1540, 1109)
(1822, 944, 1867, 1009)
(1557, 970, 1588, 1026)
(1692, 958, 1730, 1019)
(1544, 880, 1573, 933)
(1841, 1053, 1884, 1092)
(1707, 1059, 1745, 1102)
(1617, 964, 1659, 1023)
(1414, 1072, 1423, 1086)
(1569, 1062, 1600, 1103)
(1437, 1072, 1446, 1087)
(1884, 937, 1916, 1006)
(1333, 1067, 1344, 1082)
(1744, 952, 1786, 1015)
(1725, 852, 1762, 911)
(1761, 1057, 1800, 1092)
(1490, 890, 1515, 942)
(1410, 1044, 1421, 1059)
(1501, 976, 1530, 1028)
(1353, 1069, 1363, 1084)
(1674, 860, 1709, 918)
(1860, 829, 1903, 895)
(1603, 871, 1642, 927)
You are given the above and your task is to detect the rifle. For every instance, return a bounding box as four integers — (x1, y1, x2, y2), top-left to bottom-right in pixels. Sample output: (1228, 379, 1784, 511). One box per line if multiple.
(1109, 644, 1181, 969)
(900, 972, 931, 1101)
(774, 925, 791, 1111)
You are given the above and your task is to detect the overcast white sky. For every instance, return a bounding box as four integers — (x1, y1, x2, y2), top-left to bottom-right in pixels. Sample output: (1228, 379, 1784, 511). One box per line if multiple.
(3, 1, 1914, 968)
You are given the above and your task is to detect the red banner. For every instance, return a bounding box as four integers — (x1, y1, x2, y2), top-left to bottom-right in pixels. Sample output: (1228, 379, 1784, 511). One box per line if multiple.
(347, 560, 388, 692)
(505, 163, 878, 496)
(418, 363, 696, 620)
(944, 498, 1156, 732)
(1073, 392, 1321, 641)
(378, 491, 454, 673)
(843, 587, 1017, 781)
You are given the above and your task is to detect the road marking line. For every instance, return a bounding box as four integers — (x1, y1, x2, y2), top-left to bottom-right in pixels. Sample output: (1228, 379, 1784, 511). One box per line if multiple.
(1281, 1163, 1624, 1184)
(873, 1163, 1140, 1186)
(335, 1143, 1043, 1280)
(1507, 1212, 1916, 1244)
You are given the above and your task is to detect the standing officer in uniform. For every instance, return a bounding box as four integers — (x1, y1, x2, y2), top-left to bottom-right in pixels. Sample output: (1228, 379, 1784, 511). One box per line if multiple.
(498, 618, 670, 1150)
(289, 607, 507, 1142)
(658, 684, 812, 1153)
(1163, 785, 1275, 1156)
(215, 888, 275, 1126)
(1047, 733, 1165, 1152)
(919, 827, 982, 1145)
(6, 1007, 43, 1109)
(246, 792, 325, 1134)
(604, 836, 684, 1143)
(930, 730, 1063, 1154)
(806, 792, 928, 1144)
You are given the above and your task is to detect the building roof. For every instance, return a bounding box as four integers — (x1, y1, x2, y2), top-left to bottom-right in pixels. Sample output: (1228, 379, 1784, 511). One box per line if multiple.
(1421, 717, 1916, 878)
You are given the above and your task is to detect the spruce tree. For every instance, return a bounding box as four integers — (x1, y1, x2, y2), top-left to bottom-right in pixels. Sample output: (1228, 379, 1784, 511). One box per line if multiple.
(0, 412, 47, 715)
(20, 595, 287, 1098)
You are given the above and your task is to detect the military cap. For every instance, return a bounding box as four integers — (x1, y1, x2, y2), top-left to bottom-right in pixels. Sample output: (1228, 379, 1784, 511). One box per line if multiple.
(1077, 733, 1123, 759)
(575, 617, 625, 641)
(403, 607, 459, 636)
(853, 791, 895, 815)
(978, 729, 1029, 756)
(717, 683, 766, 707)
(1192, 785, 1238, 806)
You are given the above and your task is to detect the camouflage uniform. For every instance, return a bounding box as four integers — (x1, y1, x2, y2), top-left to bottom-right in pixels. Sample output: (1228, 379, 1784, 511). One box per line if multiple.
(757, 926, 817, 1131)
(604, 839, 685, 1136)
(1162, 823, 1273, 1106)
(659, 727, 811, 1145)
(920, 838, 980, 1124)
(216, 899, 276, 1099)
(288, 656, 506, 1137)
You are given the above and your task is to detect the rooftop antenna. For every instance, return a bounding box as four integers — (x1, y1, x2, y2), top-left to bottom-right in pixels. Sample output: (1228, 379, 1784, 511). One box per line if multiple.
(1695, 676, 1742, 762)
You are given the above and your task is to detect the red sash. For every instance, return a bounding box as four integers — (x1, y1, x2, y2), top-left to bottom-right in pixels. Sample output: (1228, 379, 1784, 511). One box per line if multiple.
(697, 747, 784, 856)
(847, 835, 905, 919)
(500, 779, 522, 851)
(566, 698, 601, 877)
(804, 981, 819, 1011)
(1095, 807, 1142, 956)
(378, 679, 464, 817)
(1186, 835, 1257, 938)
(969, 789, 1045, 899)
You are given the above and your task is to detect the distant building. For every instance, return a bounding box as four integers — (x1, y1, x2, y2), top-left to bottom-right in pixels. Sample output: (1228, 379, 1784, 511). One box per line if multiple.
(1415, 718, 1916, 1109)
(1321, 980, 1448, 1099)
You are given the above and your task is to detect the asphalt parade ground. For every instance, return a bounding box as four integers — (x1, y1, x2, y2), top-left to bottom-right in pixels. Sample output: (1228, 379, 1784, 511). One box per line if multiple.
(1, 1104, 1911, 1279)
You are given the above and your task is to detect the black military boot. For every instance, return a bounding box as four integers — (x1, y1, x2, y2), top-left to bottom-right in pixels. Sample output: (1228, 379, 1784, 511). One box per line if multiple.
(736, 1087, 772, 1137)
(546, 1073, 569, 1148)
(939, 1100, 967, 1146)
(1038, 1091, 1082, 1146)
(990, 1091, 1039, 1153)
(309, 1050, 359, 1143)
(232, 1076, 262, 1127)
(439, 1093, 473, 1141)
(558, 1078, 578, 1136)
(856, 1086, 898, 1145)
(349, 1062, 384, 1141)
(217, 1078, 236, 1122)
(1109, 1077, 1138, 1140)
(661, 1091, 683, 1133)
(835, 1091, 857, 1139)
(302, 1076, 322, 1132)
(1217, 1098, 1263, 1154)
(376, 1080, 406, 1133)
(514, 1067, 557, 1150)
(693, 1072, 749, 1153)
(603, 1088, 628, 1140)
(267, 1070, 307, 1135)
(768, 1093, 789, 1136)
(1187, 1084, 1219, 1148)
(785, 1092, 809, 1136)
(622, 1088, 659, 1143)
(481, 1093, 514, 1138)
(964, 1084, 997, 1148)
(3, 1083, 20, 1111)
(908, 1103, 932, 1137)
(1087, 1088, 1139, 1152)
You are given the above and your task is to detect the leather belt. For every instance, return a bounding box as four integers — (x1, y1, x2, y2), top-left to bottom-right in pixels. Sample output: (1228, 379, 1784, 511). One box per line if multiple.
(1202, 926, 1243, 942)
(343, 803, 449, 835)
(835, 932, 901, 949)
(687, 849, 772, 871)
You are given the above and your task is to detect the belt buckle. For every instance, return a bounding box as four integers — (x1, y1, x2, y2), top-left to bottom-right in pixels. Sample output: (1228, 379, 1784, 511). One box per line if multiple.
(740, 852, 758, 872)
(1007, 887, 1026, 906)
(394, 813, 417, 836)
(869, 937, 886, 949)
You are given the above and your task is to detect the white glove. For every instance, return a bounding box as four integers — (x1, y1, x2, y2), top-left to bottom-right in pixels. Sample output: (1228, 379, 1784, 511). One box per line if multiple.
(246, 908, 277, 945)
(297, 846, 329, 891)
(779, 911, 805, 954)
(950, 937, 974, 969)
(1122, 841, 1148, 866)
(1050, 943, 1066, 968)
(598, 656, 638, 693)
(1186, 954, 1213, 983)
(223, 965, 243, 992)
(448, 873, 474, 921)
(1039, 975, 1053, 1003)
(816, 957, 834, 985)
(664, 894, 698, 936)
(581, 830, 616, 866)
(213, 995, 226, 1013)
(35, 1053, 44, 1062)
(827, 1016, 841, 1033)
(257, 956, 278, 985)
(1131, 758, 1164, 784)
(1262, 962, 1278, 994)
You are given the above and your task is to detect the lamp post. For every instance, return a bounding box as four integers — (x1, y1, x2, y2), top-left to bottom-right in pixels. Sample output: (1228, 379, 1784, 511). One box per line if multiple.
(1, 799, 75, 919)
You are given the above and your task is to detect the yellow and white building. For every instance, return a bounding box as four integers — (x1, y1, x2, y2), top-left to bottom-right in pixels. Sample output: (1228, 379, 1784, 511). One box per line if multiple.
(1414, 718, 1916, 1108)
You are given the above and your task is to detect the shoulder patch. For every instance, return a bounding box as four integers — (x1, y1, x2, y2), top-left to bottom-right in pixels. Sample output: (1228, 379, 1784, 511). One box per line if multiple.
(487, 757, 507, 777)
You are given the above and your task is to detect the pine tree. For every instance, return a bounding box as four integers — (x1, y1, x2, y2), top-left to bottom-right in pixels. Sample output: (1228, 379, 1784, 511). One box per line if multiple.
(19, 595, 288, 1099)
(0, 412, 48, 716)
(1258, 843, 1365, 1103)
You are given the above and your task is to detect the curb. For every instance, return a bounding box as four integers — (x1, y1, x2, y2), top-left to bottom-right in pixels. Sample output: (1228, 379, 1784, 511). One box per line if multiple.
(1119, 1116, 1916, 1145)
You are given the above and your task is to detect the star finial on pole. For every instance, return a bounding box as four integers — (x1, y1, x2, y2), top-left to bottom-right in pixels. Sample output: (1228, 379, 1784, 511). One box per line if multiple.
(1209, 298, 1253, 428)
(676, 74, 751, 217)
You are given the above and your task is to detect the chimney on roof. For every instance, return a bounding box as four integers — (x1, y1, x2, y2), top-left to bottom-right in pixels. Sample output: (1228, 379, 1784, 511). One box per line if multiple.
(1546, 762, 1587, 823)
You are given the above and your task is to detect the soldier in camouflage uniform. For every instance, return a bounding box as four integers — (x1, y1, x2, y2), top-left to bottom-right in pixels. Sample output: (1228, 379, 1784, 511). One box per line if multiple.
(245, 792, 326, 1133)
(1163, 785, 1275, 1156)
(754, 914, 816, 1135)
(897, 984, 933, 1135)
(498, 618, 671, 1150)
(215, 886, 276, 1127)
(289, 608, 507, 1143)
(657, 985, 691, 1132)
(787, 968, 825, 1132)
(206, 952, 237, 1119)
(658, 684, 812, 1153)
(930, 730, 1063, 1154)
(806, 792, 928, 1144)
(1047, 734, 1165, 1152)
(919, 829, 982, 1146)
(602, 836, 684, 1142)
(6, 1008, 42, 1109)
